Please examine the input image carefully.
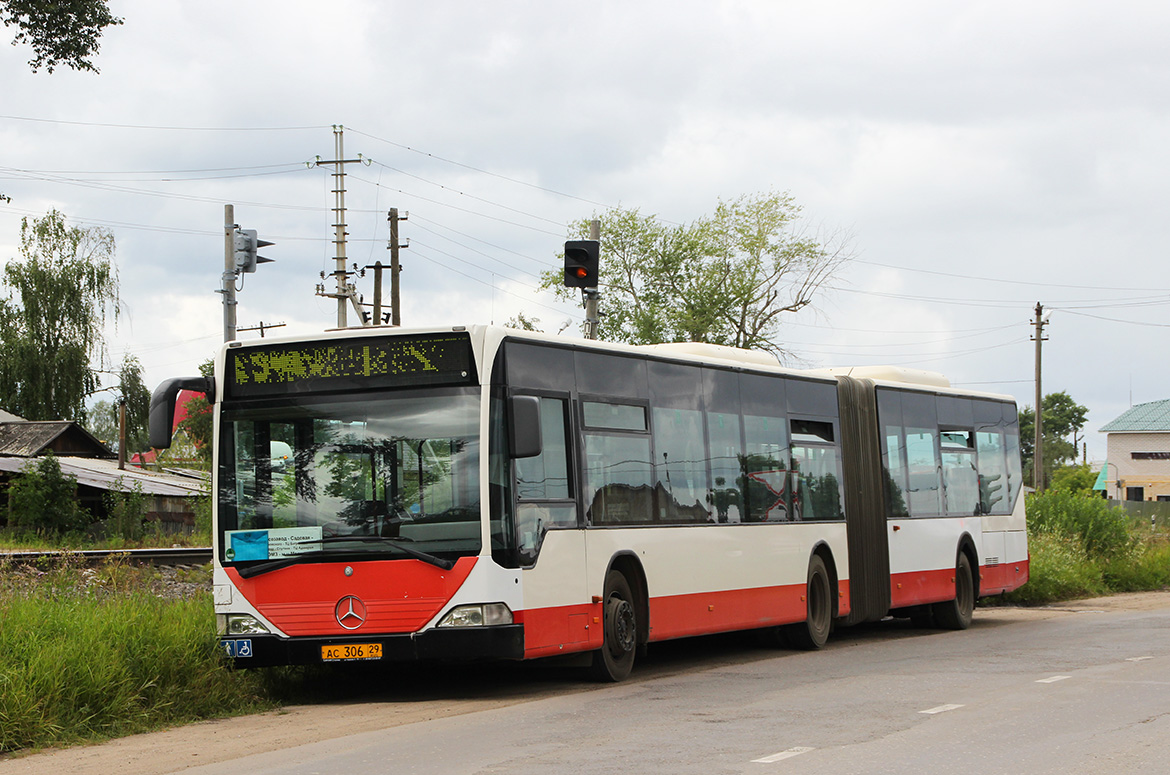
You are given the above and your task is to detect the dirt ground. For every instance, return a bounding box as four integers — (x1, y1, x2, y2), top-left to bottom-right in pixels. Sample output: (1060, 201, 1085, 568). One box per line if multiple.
(3, 590, 1168, 775)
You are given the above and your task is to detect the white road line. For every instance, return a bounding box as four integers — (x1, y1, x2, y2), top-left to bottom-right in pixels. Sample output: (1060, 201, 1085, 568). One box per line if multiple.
(752, 747, 815, 763)
(1036, 675, 1071, 683)
(919, 704, 964, 715)
(1127, 656, 1154, 662)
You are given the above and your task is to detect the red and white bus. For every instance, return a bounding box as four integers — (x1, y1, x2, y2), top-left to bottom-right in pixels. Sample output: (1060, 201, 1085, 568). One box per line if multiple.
(149, 325, 1028, 680)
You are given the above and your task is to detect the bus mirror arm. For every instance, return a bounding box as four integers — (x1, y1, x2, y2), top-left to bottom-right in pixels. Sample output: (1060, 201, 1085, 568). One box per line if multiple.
(149, 376, 215, 449)
(509, 395, 543, 459)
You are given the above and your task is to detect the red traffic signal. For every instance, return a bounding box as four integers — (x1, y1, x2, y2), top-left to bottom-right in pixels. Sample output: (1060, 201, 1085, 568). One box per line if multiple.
(563, 240, 599, 288)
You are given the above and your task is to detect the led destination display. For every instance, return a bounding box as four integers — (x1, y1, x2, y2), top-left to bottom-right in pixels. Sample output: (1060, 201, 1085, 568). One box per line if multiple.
(226, 333, 475, 398)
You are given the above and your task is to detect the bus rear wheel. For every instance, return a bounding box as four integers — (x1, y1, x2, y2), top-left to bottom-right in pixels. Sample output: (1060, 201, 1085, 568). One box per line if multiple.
(783, 555, 832, 650)
(933, 552, 975, 630)
(590, 570, 637, 682)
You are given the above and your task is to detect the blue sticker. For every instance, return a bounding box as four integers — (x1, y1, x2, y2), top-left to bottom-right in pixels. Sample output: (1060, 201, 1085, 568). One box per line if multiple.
(231, 530, 269, 561)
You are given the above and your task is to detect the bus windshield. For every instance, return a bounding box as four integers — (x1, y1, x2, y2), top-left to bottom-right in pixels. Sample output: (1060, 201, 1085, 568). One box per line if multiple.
(218, 388, 481, 565)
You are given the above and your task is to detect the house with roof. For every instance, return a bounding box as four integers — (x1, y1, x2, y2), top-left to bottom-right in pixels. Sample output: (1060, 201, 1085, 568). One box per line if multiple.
(1097, 399, 1170, 502)
(0, 409, 205, 532)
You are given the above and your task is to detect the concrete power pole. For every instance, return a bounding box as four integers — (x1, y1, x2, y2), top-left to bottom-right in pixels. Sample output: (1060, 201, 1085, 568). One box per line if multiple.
(313, 125, 369, 328)
(1032, 302, 1049, 491)
(390, 207, 405, 326)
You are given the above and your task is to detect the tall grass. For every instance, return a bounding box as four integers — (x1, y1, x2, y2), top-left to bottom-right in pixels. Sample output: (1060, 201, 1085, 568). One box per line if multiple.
(0, 558, 275, 753)
(1003, 491, 1170, 605)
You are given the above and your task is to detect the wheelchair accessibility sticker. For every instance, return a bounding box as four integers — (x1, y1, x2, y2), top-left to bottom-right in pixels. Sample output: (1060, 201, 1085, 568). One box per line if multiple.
(223, 639, 253, 658)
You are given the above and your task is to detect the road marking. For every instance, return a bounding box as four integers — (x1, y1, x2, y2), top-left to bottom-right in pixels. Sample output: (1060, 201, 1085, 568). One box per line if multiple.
(752, 747, 815, 763)
(1127, 656, 1154, 662)
(919, 704, 964, 715)
(1036, 675, 1071, 683)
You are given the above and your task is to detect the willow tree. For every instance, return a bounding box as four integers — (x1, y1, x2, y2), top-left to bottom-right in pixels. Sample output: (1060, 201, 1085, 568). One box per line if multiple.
(0, 210, 121, 422)
(543, 191, 851, 359)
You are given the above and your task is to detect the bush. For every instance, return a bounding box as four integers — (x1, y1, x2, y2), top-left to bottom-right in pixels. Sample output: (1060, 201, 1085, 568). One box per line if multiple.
(1002, 529, 1106, 604)
(6, 453, 88, 534)
(1025, 489, 1133, 560)
(104, 478, 148, 542)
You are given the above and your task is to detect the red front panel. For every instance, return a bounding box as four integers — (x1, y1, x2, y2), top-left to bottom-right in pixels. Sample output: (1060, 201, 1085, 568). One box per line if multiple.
(227, 557, 477, 637)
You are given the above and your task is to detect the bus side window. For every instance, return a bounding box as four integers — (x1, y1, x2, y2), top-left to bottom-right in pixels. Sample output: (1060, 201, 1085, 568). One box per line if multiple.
(976, 429, 1007, 515)
(877, 389, 909, 518)
(582, 401, 653, 526)
(941, 429, 979, 516)
(790, 419, 843, 522)
(743, 415, 789, 522)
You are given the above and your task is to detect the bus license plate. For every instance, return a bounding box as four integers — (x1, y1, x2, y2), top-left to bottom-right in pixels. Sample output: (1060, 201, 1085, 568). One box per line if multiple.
(321, 643, 383, 662)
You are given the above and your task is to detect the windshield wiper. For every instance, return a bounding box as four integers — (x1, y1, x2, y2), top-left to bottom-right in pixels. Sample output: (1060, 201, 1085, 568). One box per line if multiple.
(235, 536, 456, 578)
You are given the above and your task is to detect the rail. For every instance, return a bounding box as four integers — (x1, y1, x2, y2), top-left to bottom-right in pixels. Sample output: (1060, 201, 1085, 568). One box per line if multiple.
(0, 547, 213, 567)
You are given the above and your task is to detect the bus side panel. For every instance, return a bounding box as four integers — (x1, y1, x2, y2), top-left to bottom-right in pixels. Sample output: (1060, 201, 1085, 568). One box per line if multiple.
(888, 517, 980, 608)
(584, 523, 849, 643)
(518, 530, 596, 658)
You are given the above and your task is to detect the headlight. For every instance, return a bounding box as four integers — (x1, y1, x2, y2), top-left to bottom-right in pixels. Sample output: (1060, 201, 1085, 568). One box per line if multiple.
(437, 603, 513, 627)
(218, 614, 270, 635)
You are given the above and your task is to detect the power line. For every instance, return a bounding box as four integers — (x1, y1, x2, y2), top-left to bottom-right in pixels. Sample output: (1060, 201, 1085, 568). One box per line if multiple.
(860, 258, 1170, 294)
(0, 114, 327, 132)
(347, 127, 613, 210)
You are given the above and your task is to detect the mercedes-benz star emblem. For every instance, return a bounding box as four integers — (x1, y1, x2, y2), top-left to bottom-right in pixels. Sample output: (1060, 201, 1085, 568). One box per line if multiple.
(335, 595, 367, 630)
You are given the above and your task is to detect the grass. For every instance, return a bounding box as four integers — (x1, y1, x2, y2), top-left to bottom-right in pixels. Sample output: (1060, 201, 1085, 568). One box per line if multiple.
(0, 555, 278, 754)
(1001, 491, 1170, 605)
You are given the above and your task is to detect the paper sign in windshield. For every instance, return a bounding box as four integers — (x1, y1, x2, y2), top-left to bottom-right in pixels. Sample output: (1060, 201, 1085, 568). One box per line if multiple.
(225, 526, 323, 561)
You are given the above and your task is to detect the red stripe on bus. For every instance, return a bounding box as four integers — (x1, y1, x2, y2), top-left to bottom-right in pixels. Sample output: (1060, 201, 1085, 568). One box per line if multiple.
(889, 560, 1030, 608)
(226, 556, 477, 637)
(519, 578, 853, 659)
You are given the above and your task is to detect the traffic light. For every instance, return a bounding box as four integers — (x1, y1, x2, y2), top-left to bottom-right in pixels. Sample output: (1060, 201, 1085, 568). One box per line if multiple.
(563, 239, 599, 288)
(233, 228, 275, 274)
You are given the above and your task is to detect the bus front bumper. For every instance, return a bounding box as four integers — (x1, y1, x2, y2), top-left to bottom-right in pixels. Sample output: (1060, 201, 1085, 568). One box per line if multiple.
(220, 624, 525, 668)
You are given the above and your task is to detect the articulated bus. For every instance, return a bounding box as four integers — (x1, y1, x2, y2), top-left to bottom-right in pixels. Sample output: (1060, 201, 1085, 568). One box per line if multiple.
(149, 325, 1028, 681)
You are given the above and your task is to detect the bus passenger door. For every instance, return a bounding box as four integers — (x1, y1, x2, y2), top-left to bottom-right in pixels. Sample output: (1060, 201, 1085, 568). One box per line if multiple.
(513, 395, 591, 656)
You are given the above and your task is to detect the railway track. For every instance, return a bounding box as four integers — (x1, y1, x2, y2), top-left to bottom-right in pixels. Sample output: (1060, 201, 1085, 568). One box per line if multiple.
(0, 547, 213, 567)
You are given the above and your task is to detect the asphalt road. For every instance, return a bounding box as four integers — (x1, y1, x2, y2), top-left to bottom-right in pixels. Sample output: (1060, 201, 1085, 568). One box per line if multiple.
(164, 598, 1170, 775)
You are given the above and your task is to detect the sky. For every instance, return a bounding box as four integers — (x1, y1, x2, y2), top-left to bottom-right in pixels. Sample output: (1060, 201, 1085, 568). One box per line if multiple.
(2, 0, 1169, 463)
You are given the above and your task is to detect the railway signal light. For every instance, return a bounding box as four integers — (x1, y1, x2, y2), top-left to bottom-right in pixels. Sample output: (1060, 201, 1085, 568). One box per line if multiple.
(563, 239, 599, 288)
(234, 228, 275, 273)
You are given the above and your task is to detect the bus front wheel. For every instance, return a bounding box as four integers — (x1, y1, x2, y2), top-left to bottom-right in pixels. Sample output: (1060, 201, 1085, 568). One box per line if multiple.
(590, 570, 637, 682)
(783, 555, 832, 650)
(932, 552, 975, 630)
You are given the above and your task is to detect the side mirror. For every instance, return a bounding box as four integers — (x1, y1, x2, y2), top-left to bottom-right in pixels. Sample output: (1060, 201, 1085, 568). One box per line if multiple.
(149, 376, 214, 449)
(509, 395, 543, 459)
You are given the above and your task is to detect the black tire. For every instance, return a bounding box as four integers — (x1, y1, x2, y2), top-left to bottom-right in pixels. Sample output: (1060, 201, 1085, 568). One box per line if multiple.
(783, 555, 832, 650)
(590, 570, 638, 682)
(932, 552, 975, 630)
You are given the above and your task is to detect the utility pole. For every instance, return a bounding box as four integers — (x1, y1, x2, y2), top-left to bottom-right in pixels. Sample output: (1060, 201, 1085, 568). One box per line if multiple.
(313, 125, 369, 328)
(1032, 302, 1049, 491)
(389, 207, 406, 326)
(238, 321, 286, 338)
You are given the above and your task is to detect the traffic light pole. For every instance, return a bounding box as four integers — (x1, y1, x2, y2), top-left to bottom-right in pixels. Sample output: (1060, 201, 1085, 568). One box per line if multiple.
(584, 219, 600, 340)
(222, 204, 237, 342)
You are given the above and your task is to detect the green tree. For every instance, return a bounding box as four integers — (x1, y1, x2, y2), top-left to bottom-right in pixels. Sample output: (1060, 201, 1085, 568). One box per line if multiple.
(1050, 464, 1098, 497)
(1, 0, 122, 72)
(0, 210, 121, 423)
(541, 191, 851, 358)
(1020, 391, 1089, 489)
(175, 359, 214, 466)
(7, 453, 87, 533)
